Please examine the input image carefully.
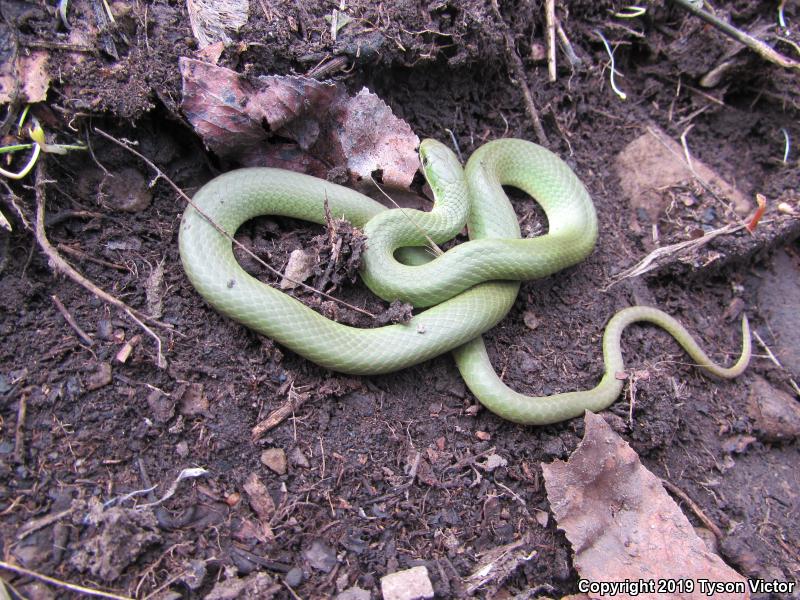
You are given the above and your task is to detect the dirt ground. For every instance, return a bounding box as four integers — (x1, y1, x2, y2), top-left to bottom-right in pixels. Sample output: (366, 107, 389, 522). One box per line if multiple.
(1, 0, 799, 598)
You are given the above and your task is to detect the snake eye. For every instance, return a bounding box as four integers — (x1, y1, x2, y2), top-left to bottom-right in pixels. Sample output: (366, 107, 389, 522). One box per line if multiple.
(421, 156, 429, 167)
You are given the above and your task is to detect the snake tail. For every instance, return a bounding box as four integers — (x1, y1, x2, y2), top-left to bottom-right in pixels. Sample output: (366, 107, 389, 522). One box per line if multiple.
(453, 306, 751, 425)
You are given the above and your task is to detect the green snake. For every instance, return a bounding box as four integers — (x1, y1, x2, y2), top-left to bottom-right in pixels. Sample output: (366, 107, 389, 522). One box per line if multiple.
(179, 138, 750, 425)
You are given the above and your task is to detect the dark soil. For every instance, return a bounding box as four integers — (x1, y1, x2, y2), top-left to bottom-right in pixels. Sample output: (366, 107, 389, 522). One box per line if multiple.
(1, 0, 799, 598)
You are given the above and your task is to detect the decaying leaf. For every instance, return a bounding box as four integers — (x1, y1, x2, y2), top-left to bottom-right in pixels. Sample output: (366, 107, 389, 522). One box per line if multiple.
(542, 412, 749, 599)
(187, 0, 250, 48)
(324, 87, 420, 189)
(179, 59, 420, 189)
(0, 48, 50, 104)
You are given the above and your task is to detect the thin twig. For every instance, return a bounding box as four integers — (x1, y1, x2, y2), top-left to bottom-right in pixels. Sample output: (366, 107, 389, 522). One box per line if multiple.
(545, 0, 557, 82)
(444, 128, 463, 163)
(669, 0, 800, 71)
(603, 223, 746, 290)
(0, 560, 133, 600)
(251, 382, 309, 440)
(16, 506, 77, 541)
(93, 128, 378, 319)
(52, 294, 94, 345)
(34, 161, 169, 369)
(489, 0, 549, 145)
(13, 390, 28, 463)
(661, 479, 724, 541)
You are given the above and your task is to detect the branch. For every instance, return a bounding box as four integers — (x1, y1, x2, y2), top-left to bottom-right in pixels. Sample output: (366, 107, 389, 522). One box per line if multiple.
(669, 0, 800, 72)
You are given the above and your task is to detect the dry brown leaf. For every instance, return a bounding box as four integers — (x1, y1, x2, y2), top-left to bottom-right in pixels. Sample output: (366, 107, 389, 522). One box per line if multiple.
(542, 412, 749, 600)
(180, 58, 270, 159)
(179, 59, 419, 188)
(321, 87, 420, 189)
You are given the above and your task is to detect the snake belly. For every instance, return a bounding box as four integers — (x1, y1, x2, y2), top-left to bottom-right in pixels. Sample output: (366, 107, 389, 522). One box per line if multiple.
(179, 138, 750, 425)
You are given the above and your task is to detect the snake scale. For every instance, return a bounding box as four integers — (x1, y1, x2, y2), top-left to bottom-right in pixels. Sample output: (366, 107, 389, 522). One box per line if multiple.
(179, 138, 750, 425)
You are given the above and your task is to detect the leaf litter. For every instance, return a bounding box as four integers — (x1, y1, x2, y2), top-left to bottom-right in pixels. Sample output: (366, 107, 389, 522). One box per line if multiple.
(542, 412, 749, 599)
(179, 58, 420, 189)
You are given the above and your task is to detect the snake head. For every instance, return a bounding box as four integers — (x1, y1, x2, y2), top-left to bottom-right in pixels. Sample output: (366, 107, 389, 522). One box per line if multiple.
(418, 139, 463, 195)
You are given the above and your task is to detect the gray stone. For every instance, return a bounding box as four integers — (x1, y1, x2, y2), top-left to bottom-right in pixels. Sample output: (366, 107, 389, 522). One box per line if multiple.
(380, 566, 434, 600)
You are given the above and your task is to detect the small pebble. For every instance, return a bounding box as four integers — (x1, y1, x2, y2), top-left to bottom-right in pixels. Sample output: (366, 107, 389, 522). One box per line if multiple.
(260, 448, 287, 475)
(747, 375, 800, 441)
(380, 566, 434, 600)
(285, 566, 304, 587)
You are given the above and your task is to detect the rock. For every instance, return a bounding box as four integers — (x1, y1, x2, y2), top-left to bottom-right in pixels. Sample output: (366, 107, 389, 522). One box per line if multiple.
(84, 362, 112, 391)
(96, 319, 114, 341)
(380, 566, 435, 600)
(17, 582, 58, 600)
(480, 453, 507, 472)
(747, 376, 800, 442)
(260, 448, 287, 475)
(70, 503, 162, 581)
(721, 434, 757, 454)
(522, 309, 539, 330)
(615, 127, 750, 235)
(284, 566, 304, 587)
(335, 587, 371, 600)
(534, 509, 549, 528)
(694, 527, 719, 555)
(181, 559, 208, 590)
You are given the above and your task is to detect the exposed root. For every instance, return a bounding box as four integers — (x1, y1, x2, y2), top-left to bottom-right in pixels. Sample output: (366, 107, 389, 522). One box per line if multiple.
(489, 0, 549, 146)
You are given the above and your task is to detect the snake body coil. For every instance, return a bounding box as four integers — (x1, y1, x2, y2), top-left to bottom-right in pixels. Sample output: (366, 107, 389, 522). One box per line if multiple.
(179, 139, 750, 425)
